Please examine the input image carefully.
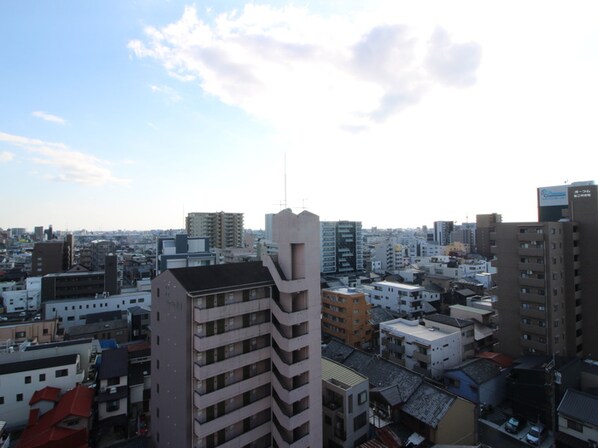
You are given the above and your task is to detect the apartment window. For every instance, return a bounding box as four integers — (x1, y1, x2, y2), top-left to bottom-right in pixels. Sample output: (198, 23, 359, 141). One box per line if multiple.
(567, 419, 583, 432)
(55, 369, 68, 378)
(39, 373, 46, 381)
(554, 320, 559, 328)
(0, 397, 3, 405)
(107, 377, 119, 386)
(157, 312, 160, 322)
(157, 288, 160, 297)
(25, 376, 31, 384)
(106, 400, 120, 412)
(358, 391, 367, 405)
(67, 316, 75, 321)
(156, 335, 160, 346)
(17, 394, 23, 402)
(354, 412, 368, 430)
(15, 331, 26, 339)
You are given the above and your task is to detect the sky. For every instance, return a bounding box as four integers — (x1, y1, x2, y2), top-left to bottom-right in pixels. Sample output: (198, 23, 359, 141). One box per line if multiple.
(1, 1, 598, 231)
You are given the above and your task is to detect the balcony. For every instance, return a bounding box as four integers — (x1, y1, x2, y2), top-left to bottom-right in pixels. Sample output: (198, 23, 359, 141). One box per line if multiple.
(271, 347, 310, 379)
(217, 421, 270, 448)
(518, 277, 546, 288)
(272, 395, 310, 430)
(519, 337, 547, 353)
(386, 342, 405, 354)
(520, 308, 546, 320)
(194, 322, 271, 352)
(271, 320, 309, 353)
(519, 292, 546, 304)
(518, 262, 545, 271)
(413, 351, 431, 364)
(519, 323, 546, 337)
(272, 419, 310, 448)
(194, 371, 271, 409)
(194, 346, 270, 380)
(518, 247, 544, 257)
(194, 396, 270, 437)
(194, 298, 269, 324)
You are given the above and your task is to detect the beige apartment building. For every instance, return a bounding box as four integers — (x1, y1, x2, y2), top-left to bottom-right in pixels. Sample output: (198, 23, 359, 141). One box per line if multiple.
(152, 210, 322, 447)
(186, 212, 244, 249)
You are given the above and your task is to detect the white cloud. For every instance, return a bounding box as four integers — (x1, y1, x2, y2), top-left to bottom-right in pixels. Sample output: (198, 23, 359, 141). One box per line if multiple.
(128, 5, 481, 130)
(149, 84, 182, 102)
(0, 151, 15, 163)
(0, 131, 130, 186)
(32, 110, 67, 125)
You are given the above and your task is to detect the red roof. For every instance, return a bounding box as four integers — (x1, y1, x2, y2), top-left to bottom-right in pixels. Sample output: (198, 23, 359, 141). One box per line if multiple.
(477, 351, 513, 368)
(29, 386, 61, 405)
(17, 386, 94, 448)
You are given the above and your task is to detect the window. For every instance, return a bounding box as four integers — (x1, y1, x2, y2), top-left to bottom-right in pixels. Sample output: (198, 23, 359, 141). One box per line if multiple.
(55, 369, 68, 378)
(567, 419, 583, 432)
(358, 391, 367, 405)
(39, 373, 46, 381)
(354, 411, 368, 430)
(15, 331, 26, 339)
(17, 393, 23, 402)
(107, 377, 120, 386)
(0, 397, 3, 405)
(67, 316, 75, 321)
(106, 400, 120, 412)
(25, 376, 31, 384)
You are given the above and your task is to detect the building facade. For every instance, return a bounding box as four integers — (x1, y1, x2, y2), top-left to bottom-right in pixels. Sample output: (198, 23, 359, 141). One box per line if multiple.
(156, 235, 214, 275)
(476, 213, 502, 259)
(320, 221, 363, 274)
(152, 210, 322, 447)
(186, 212, 244, 249)
(321, 287, 371, 348)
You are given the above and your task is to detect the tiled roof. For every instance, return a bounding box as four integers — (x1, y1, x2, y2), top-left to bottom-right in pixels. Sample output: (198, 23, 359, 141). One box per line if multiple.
(401, 382, 455, 428)
(166, 261, 273, 294)
(425, 314, 473, 328)
(452, 358, 500, 384)
(29, 386, 61, 405)
(558, 389, 598, 426)
(476, 351, 513, 368)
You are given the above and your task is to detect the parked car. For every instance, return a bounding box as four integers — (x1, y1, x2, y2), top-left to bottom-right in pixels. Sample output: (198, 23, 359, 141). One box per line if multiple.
(525, 423, 547, 446)
(505, 416, 526, 434)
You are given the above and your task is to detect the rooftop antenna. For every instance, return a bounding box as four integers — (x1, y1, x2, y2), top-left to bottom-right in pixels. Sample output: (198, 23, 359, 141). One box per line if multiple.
(284, 152, 287, 209)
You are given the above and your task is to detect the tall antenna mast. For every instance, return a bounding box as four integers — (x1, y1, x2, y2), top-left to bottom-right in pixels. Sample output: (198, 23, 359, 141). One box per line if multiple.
(284, 152, 287, 209)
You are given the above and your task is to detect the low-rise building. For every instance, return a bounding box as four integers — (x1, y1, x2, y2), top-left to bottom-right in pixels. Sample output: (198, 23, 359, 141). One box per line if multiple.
(97, 347, 129, 441)
(322, 358, 369, 448)
(555, 389, 598, 448)
(380, 318, 464, 380)
(0, 353, 84, 429)
(444, 358, 507, 406)
(368, 281, 426, 317)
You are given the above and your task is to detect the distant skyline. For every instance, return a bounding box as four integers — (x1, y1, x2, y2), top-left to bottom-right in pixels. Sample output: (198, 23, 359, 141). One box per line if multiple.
(2, 1, 597, 231)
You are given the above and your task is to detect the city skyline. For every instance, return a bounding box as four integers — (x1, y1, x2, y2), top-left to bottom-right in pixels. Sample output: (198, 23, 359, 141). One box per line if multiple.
(2, 1, 598, 231)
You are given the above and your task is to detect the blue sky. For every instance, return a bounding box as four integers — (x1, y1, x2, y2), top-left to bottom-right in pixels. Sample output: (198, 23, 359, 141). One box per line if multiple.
(2, 1, 598, 231)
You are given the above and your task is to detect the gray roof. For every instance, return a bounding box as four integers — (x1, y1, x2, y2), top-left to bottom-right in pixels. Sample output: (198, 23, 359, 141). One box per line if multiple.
(368, 306, 399, 325)
(425, 314, 473, 329)
(449, 358, 500, 385)
(322, 358, 368, 388)
(558, 389, 598, 426)
(167, 261, 273, 294)
(401, 382, 455, 428)
(322, 339, 423, 405)
(98, 347, 128, 380)
(0, 353, 78, 375)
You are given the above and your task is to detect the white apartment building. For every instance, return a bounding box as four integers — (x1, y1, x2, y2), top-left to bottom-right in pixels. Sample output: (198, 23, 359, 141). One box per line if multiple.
(42, 291, 151, 329)
(0, 353, 84, 429)
(322, 358, 369, 448)
(380, 319, 463, 380)
(367, 281, 427, 317)
(0, 277, 42, 313)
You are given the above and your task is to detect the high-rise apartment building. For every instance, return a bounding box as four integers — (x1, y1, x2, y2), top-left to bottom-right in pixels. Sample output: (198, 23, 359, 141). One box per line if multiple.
(476, 213, 502, 259)
(90, 240, 115, 271)
(321, 287, 371, 348)
(493, 181, 598, 358)
(433, 221, 454, 246)
(320, 221, 363, 274)
(152, 210, 322, 447)
(493, 221, 579, 358)
(186, 212, 244, 249)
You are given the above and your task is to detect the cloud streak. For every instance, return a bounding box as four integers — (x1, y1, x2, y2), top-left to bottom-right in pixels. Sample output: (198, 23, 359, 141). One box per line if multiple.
(32, 110, 67, 125)
(129, 5, 481, 130)
(0, 132, 130, 186)
(0, 151, 14, 163)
